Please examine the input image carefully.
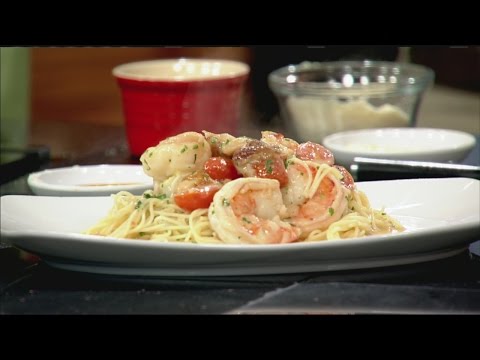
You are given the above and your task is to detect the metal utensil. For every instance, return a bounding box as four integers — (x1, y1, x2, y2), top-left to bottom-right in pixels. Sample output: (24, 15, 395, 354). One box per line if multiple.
(350, 157, 480, 181)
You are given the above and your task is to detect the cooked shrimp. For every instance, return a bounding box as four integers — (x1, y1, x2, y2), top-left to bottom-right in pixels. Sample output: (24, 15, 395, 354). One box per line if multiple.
(202, 131, 251, 157)
(208, 178, 300, 244)
(282, 160, 348, 237)
(260, 131, 299, 158)
(140, 132, 211, 182)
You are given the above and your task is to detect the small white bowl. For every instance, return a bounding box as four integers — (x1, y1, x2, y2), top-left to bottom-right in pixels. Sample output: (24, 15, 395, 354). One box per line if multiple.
(322, 128, 477, 167)
(28, 164, 153, 196)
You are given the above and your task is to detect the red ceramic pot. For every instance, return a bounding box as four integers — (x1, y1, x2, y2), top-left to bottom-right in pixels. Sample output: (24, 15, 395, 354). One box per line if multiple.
(113, 58, 250, 157)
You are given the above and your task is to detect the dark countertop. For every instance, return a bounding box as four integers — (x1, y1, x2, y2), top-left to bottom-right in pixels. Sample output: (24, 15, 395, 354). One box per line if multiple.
(1, 123, 479, 315)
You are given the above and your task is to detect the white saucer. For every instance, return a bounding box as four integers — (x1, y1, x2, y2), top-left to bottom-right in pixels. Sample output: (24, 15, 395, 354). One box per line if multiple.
(28, 164, 153, 196)
(323, 128, 477, 167)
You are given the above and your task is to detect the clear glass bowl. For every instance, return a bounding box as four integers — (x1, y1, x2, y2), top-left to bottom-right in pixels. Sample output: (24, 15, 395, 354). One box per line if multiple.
(268, 60, 435, 143)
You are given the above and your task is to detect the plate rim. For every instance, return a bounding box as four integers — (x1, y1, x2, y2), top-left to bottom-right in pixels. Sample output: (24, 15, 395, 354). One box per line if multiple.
(2, 215, 479, 252)
(40, 246, 468, 276)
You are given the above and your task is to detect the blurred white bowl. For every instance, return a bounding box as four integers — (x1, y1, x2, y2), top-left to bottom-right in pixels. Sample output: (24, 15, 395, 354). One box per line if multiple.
(322, 128, 477, 167)
(28, 164, 153, 196)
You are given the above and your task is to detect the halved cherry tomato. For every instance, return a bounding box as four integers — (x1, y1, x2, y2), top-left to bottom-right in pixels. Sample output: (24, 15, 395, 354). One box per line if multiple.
(296, 142, 335, 165)
(252, 157, 289, 187)
(174, 185, 220, 212)
(334, 165, 355, 190)
(204, 157, 240, 180)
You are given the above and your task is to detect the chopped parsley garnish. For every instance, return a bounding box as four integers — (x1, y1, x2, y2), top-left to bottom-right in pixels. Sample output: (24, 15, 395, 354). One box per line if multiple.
(328, 207, 334, 216)
(265, 159, 273, 174)
(210, 137, 218, 144)
(139, 232, 147, 236)
(144, 193, 166, 200)
(225, 139, 230, 146)
(285, 159, 293, 168)
(242, 217, 251, 224)
(193, 144, 199, 149)
(149, 151, 153, 157)
(194, 153, 197, 163)
(222, 198, 230, 206)
(180, 145, 188, 153)
(135, 200, 142, 209)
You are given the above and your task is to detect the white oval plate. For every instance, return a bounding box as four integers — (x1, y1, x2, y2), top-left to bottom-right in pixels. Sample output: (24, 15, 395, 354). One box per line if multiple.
(27, 164, 153, 196)
(2, 178, 479, 276)
(323, 128, 477, 167)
